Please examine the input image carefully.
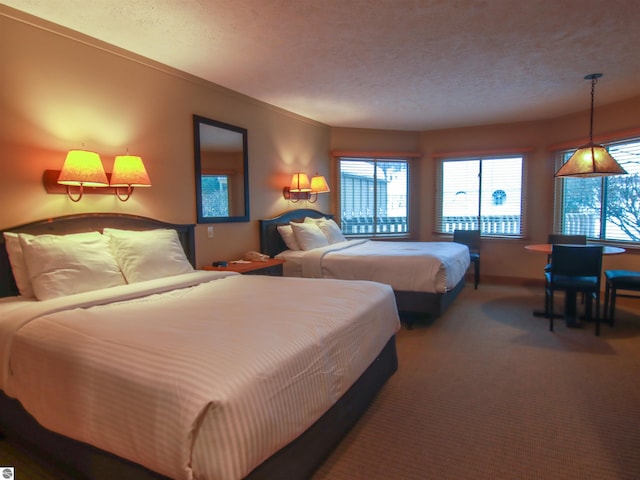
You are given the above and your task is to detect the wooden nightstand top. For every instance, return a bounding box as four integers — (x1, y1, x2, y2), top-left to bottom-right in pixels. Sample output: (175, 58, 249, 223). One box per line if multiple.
(202, 258, 284, 274)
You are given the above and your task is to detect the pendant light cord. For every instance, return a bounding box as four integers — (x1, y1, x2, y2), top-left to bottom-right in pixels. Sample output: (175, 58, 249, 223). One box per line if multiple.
(589, 75, 596, 143)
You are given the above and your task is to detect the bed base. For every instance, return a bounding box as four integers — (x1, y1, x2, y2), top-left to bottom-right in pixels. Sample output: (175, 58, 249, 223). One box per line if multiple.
(0, 335, 397, 480)
(395, 276, 466, 319)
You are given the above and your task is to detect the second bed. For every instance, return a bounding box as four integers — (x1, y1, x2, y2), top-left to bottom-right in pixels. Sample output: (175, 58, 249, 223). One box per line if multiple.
(260, 209, 471, 319)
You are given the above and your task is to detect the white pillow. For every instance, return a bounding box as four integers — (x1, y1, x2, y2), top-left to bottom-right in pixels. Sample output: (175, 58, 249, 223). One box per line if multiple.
(103, 228, 194, 283)
(303, 216, 324, 225)
(277, 225, 300, 251)
(317, 218, 346, 244)
(3, 232, 35, 297)
(303, 216, 346, 244)
(290, 221, 329, 250)
(19, 232, 126, 301)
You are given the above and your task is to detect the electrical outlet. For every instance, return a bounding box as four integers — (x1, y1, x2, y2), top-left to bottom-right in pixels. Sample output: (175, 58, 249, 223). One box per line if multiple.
(207, 226, 214, 238)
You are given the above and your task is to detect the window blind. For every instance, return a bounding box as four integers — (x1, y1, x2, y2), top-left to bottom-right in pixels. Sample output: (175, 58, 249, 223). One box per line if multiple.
(436, 155, 526, 236)
(554, 137, 640, 242)
(338, 157, 409, 236)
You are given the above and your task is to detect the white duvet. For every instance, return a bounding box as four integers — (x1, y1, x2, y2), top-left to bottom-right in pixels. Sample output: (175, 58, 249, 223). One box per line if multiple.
(0, 271, 400, 480)
(276, 239, 471, 293)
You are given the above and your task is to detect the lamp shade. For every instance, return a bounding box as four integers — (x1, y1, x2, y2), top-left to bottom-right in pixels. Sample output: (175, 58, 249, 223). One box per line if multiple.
(110, 155, 151, 186)
(289, 173, 311, 192)
(310, 174, 330, 193)
(555, 74, 626, 178)
(555, 143, 628, 178)
(57, 150, 108, 186)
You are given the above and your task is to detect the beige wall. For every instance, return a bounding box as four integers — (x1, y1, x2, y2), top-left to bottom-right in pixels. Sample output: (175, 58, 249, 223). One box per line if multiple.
(0, 10, 331, 267)
(3, 7, 640, 282)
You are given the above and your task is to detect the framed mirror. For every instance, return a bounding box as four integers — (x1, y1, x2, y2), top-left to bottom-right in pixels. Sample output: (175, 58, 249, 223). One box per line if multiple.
(193, 115, 250, 223)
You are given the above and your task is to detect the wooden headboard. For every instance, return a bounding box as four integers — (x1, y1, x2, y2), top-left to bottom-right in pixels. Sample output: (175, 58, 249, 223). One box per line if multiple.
(0, 213, 195, 298)
(259, 209, 335, 258)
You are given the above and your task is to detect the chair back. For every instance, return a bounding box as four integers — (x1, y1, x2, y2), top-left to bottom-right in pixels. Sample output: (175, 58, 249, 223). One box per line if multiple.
(453, 229, 480, 253)
(546, 234, 587, 264)
(548, 234, 587, 245)
(550, 245, 603, 280)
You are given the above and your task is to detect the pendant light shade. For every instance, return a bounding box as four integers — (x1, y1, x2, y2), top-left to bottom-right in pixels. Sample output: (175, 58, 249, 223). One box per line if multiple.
(555, 74, 627, 178)
(555, 142, 626, 177)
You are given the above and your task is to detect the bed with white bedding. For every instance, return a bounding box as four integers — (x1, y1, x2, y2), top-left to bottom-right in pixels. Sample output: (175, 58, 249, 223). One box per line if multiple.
(260, 209, 470, 319)
(0, 214, 400, 480)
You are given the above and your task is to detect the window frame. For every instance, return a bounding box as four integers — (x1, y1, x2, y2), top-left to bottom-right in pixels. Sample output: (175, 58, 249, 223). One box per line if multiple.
(336, 155, 412, 238)
(553, 136, 640, 244)
(435, 153, 527, 238)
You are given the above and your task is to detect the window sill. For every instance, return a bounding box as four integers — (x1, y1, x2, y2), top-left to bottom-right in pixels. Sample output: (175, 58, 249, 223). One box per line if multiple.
(345, 234, 414, 241)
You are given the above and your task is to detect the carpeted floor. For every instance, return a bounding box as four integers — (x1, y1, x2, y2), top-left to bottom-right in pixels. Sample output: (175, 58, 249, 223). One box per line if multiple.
(312, 284, 640, 480)
(0, 435, 77, 480)
(2, 284, 640, 479)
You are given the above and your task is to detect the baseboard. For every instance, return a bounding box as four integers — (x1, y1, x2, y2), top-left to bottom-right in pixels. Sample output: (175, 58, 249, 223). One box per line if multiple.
(467, 274, 544, 288)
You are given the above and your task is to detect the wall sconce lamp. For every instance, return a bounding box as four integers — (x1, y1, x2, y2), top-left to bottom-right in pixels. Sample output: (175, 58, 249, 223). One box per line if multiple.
(309, 173, 330, 202)
(110, 154, 152, 201)
(56, 149, 109, 202)
(555, 73, 627, 178)
(283, 172, 330, 203)
(43, 150, 151, 202)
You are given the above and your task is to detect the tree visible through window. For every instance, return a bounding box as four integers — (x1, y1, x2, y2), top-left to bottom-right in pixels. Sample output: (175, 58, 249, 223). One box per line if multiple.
(339, 157, 409, 236)
(436, 156, 524, 236)
(555, 138, 640, 242)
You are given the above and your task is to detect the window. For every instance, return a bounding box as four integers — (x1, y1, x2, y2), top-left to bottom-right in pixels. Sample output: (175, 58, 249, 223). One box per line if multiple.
(554, 137, 640, 242)
(338, 157, 409, 236)
(436, 155, 525, 236)
(200, 174, 230, 217)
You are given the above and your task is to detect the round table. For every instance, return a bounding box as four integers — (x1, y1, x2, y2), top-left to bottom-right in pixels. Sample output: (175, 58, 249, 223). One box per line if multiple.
(525, 244, 625, 255)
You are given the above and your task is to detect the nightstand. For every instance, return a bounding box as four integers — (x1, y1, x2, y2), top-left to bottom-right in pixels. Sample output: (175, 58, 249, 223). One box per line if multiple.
(202, 258, 284, 276)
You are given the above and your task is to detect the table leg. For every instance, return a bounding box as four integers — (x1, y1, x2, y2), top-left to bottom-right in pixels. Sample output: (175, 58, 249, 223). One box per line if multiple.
(564, 291, 581, 327)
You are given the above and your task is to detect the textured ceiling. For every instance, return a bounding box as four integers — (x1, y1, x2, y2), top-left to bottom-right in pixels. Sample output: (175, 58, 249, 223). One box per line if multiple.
(4, 0, 640, 131)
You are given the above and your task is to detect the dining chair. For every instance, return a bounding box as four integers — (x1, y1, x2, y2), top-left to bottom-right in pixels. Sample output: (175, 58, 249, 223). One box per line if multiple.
(453, 229, 480, 289)
(543, 234, 588, 312)
(603, 270, 640, 328)
(544, 245, 603, 335)
(547, 234, 587, 244)
(545, 234, 587, 268)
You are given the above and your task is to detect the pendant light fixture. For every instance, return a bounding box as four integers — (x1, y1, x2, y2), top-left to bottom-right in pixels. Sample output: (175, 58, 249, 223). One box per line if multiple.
(554, 73, 627, 178)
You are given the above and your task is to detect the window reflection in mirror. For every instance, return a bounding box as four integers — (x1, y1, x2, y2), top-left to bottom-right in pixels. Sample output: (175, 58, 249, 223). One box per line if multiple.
(193, 115, 249, 223)
(201, 174, 230, 217)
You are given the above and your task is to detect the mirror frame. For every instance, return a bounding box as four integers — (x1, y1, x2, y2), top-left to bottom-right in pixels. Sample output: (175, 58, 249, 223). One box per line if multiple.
(193, 114, 250, 223)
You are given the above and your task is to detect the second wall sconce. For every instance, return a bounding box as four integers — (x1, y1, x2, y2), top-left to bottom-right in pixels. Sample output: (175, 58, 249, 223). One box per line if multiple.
(110, 154, 152, 201)
(43, 149, 151, 202)
(283, 172, 330, 203)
